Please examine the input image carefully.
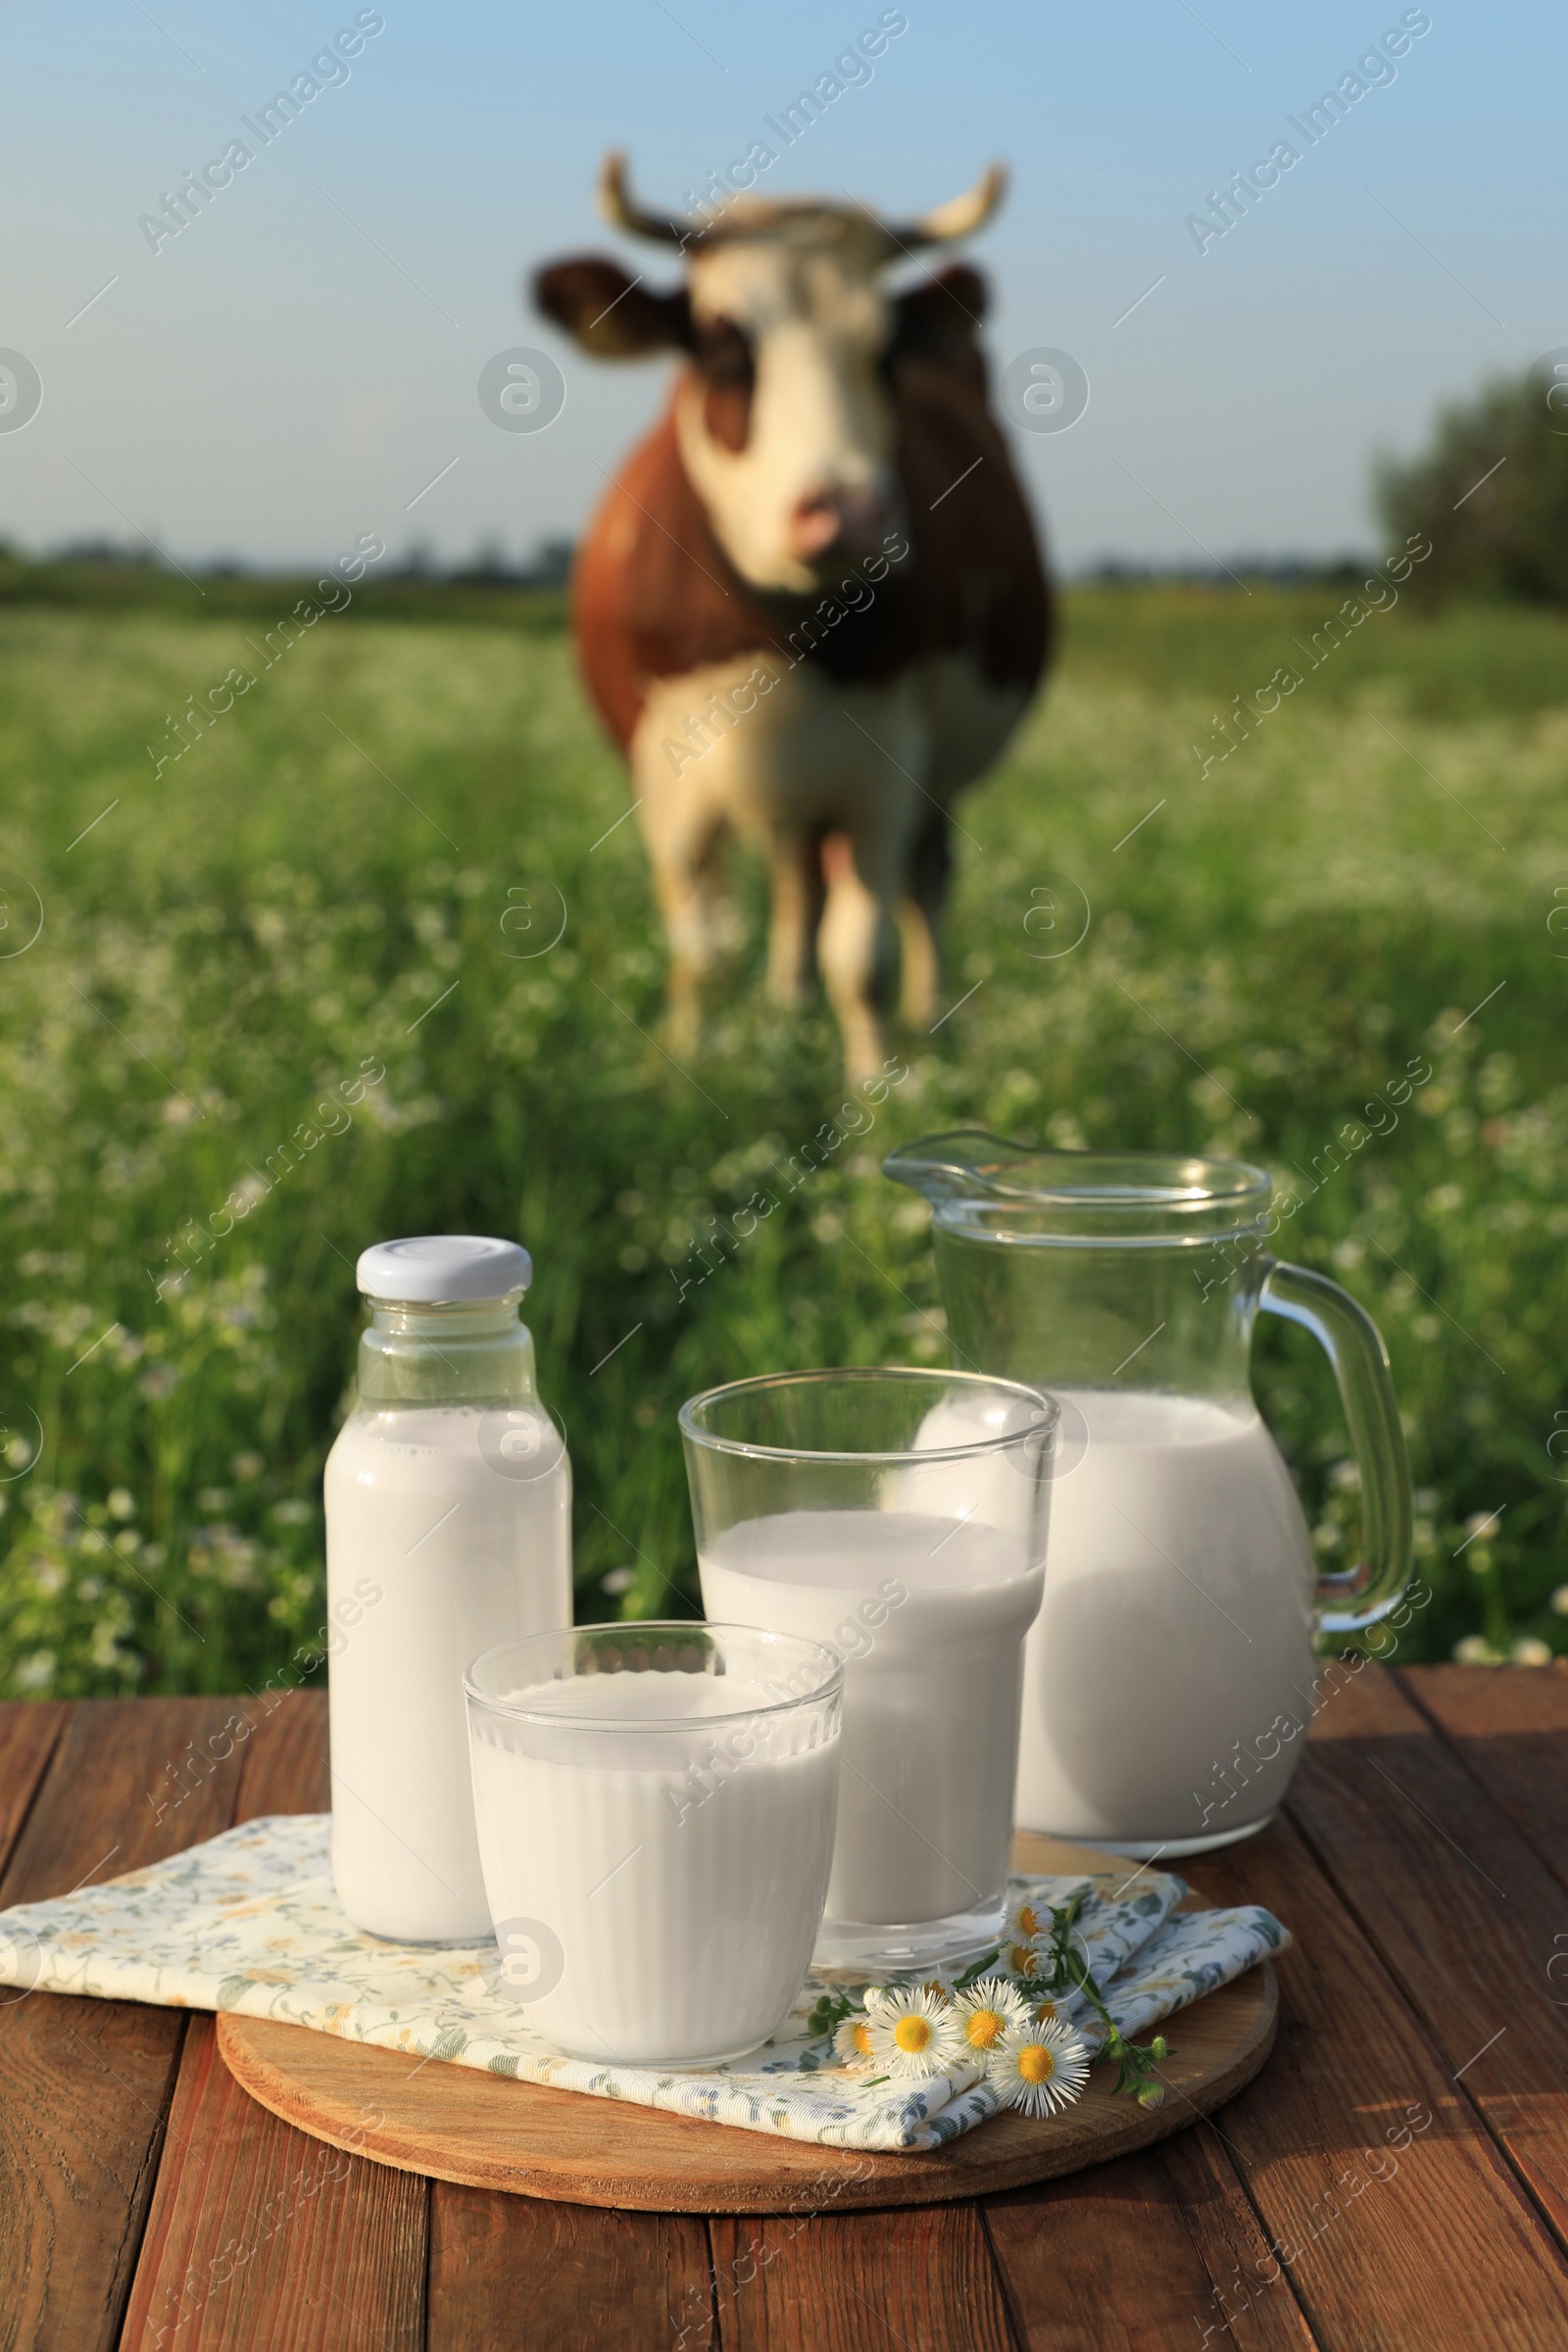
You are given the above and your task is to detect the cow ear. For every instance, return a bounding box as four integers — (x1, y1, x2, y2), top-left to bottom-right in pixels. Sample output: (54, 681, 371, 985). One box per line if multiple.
(889, 266, 989, 358)
(532, 256, 692, 358)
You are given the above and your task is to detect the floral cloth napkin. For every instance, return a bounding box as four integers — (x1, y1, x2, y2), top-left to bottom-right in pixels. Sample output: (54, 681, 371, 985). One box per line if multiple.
(0, 1814, 1289, 2152)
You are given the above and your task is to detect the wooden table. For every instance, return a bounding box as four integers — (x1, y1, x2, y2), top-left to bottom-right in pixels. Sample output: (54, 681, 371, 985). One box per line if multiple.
(2, 1666, 1567, 2350)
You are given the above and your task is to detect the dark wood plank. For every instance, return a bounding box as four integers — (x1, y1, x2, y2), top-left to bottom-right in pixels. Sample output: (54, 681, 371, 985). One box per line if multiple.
(429, 2191, 713, 2352)
(986, 2133, 1317, 2352)
(1183, 1803, 1568, 2351)
(0, 1697, 240, 1907)
(1285, 1662, 1568, 2247)
(118, 2015, 425, 2352)
(120, 1687, 427, 2351)
(232, 1690, 329, 1824)
(1397, 1662, 1568, 1897)
(0, 1698, 241, 2352)
(1159, 2123, 1321, 2350)
(708, 2204, 1014, 2352)
(0, 1700, 68, 1870)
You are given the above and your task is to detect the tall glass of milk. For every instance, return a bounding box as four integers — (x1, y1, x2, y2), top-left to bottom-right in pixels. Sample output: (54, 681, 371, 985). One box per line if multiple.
(883, 1132, 1414, 1858)
(466, 1621, 842, 2065)
(325, 1234, 572, 1940)
(681, 1367, 1057, 1973)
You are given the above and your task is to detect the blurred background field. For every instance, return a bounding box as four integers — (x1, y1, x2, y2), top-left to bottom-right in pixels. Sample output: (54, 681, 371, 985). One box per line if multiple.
(3, 567, 1566, 1696)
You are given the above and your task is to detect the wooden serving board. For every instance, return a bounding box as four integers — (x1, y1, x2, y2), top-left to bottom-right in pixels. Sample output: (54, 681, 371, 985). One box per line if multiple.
(218, 1834, 1278, 2215)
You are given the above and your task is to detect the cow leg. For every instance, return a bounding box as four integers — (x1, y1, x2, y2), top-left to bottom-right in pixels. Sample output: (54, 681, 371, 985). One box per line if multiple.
(638, 800, 729, 1059)
(898, 804, 952, 1029)
(764, 827, 825, 1007)
(817, 828, 903, 1086)
(692, 820, 744, 960)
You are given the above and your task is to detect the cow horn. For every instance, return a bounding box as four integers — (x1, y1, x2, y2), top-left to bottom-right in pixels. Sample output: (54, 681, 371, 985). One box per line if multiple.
(597, 151, 703, 247)
(887, 162, 1008, 249)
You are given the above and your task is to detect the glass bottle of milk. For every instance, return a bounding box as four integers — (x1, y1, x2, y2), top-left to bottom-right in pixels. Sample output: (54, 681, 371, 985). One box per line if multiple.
(324, 1235, 572, 1940)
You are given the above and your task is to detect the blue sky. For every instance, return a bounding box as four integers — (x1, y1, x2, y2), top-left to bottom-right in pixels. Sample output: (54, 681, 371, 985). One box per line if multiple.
(2, 1, 1555, 572)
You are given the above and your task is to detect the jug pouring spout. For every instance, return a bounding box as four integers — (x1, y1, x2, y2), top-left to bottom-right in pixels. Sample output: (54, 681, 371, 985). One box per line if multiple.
(881, 1130, 1051, 1206)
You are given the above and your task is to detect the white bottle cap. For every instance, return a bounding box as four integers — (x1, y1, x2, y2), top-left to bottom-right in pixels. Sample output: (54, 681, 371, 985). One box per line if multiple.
(356, 1235, 532, 1303)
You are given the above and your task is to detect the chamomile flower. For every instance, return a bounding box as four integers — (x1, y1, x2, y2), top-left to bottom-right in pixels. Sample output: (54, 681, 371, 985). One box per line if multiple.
(868, 1985, 966, 2080)
(1026, 1991, 1071, 2028)
(833, 2013, 877, 2067)
(1004, 1938, 1044, 1981)
(1006, 1895, 1051, 1944)
(953, 1976, 1029, 2056)
(987, 2019, 1093, 2119)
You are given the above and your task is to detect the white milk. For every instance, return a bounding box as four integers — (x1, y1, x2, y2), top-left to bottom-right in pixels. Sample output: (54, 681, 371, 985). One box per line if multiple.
(1017, 1388, 1316, 1847)
(325, 1405, 571, 1940)
(468, 1671, 839, 2063)
(699, 1511, 1043, 1930)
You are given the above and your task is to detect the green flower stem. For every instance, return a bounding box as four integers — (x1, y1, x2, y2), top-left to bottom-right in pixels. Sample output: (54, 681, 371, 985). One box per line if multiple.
(1043, 1894, 1169, 2107)
(805, 1988, 856, 2040)
(952, 1946, 1003, 1991)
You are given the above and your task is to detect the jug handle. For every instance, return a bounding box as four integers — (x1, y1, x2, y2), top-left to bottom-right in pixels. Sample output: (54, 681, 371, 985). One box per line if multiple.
(1259, 1260, 1413, 1634)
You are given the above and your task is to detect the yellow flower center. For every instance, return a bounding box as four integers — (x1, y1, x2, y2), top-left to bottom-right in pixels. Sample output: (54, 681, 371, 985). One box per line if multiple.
(1015, 1904, 1043, 1939)
(1032, 1999, 1059, 2024)
(853, 2020, 872, 2057)
(894, 2015, 934, 2054)
(964, 2008, 1005, 2050)
(1017, 2043, 1056, 2085)
(1006, 1943, 1039, 1978)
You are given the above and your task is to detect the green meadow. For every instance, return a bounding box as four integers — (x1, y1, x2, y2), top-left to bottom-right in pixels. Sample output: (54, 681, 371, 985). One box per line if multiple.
(2, 573, 1565, 1694)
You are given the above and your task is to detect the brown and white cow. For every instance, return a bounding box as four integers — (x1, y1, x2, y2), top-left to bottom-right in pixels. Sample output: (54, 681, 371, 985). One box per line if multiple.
(535, 154, 1052, 1080)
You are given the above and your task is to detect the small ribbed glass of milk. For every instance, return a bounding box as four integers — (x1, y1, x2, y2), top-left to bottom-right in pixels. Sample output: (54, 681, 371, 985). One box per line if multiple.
(681, 1369, 1057, 1975)
(466, 1623, 842, 2067)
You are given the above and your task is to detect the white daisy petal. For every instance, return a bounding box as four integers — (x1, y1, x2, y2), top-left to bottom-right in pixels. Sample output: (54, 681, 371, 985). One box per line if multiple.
(867, 1985, 967, 2080)
(954, 1975, 1030, 2057)
(987, 2018, 1093, 2118)
(833, 2012, 877, 2067)
(1005, 1894, 1053, 1946)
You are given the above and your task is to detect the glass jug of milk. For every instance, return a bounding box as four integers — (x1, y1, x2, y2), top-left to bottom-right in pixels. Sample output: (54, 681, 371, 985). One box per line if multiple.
(883, 1133, 1412, 1858)
(324, 1235, 572, 1939)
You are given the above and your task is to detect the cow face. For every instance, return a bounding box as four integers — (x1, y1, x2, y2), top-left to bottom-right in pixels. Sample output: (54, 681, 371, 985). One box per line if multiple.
(535, 157, 1007, 597)
(677, 220, 899, 592)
